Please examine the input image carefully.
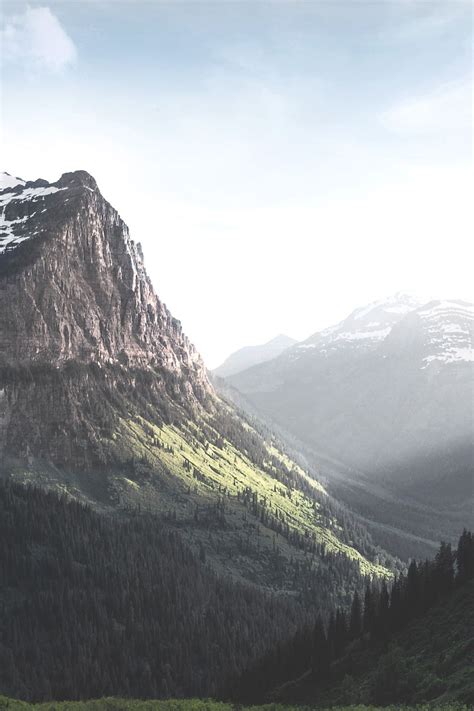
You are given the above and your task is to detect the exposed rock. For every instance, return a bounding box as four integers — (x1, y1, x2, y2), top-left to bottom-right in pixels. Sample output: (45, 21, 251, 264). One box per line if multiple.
(0, 170, 211, 468)
(0, 170, 209, 390)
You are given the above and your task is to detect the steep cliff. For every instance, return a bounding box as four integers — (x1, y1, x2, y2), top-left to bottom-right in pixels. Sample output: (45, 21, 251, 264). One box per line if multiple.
(0, 171, 208, 386)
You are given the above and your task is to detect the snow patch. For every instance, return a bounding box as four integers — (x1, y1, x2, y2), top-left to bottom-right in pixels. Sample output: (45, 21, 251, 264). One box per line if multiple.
(0, 172, 25, 190)
(353, 292, 423, 321)
(332, 327, 392, 342)
(0, 212, 38, 253)
(423, 347, 473, 367)
(0, 185, 66, 207)
(0, 184, 68, 253)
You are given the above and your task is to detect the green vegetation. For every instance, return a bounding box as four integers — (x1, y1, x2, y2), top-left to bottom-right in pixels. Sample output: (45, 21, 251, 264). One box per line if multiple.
(3, 360, 397, 606)
(1, 481, 471, 706)
(234, 536, 474, 707)
(106, 397, 396, 606)
(0, 697, 471, 711)
(114, 410, 389, 577)
(0, 481, 310, 700)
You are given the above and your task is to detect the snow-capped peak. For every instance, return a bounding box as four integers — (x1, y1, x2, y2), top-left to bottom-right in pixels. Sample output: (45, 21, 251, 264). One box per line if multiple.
(0, 175, 67, 254)
(351, 292, 425, 322)
(298, 292, 426, 354)
(293, 293, 472, 369)
(0, 172, 26, 191)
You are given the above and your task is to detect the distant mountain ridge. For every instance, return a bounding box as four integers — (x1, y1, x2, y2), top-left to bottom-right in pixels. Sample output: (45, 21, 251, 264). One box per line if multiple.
(213, 334, 296, 378)
(224, 292, 473, 555)
(299, 292, 425, 355)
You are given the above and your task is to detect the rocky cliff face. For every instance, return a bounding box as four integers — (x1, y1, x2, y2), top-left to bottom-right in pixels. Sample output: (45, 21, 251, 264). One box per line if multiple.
(0, 170, 209, 390)
(0, 170, 212, 470)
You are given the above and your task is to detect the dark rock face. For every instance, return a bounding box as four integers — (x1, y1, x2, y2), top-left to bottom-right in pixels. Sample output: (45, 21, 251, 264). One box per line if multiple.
(0, 171, 209, 385)
(0, 170, 211, 468)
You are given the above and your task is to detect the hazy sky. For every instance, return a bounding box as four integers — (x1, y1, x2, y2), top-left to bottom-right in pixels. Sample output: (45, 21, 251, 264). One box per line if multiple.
(1, 0, 472, 367)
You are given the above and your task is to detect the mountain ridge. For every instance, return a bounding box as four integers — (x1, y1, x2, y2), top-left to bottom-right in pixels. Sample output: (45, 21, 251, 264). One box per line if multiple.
(213, 334, 297, 378)
(0, 168, 394, 601)
(223, 292, 473, 557)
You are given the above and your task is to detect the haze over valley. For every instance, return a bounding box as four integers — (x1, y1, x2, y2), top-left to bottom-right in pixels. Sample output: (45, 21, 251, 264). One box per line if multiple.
(215, 293, 474, 559)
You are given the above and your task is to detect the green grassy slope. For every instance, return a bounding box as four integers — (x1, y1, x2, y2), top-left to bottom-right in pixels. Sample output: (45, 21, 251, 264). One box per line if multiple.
(3, 362, 396, 604)
(111, 406, 390, 579)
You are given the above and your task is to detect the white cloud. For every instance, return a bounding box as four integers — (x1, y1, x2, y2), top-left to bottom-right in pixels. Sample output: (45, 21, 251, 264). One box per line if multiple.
(379, 79, 472, 135)
(1, 6, 77, 72)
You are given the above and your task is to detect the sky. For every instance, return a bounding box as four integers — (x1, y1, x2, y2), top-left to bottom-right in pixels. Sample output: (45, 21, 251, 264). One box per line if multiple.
(1, 0, 472, 368)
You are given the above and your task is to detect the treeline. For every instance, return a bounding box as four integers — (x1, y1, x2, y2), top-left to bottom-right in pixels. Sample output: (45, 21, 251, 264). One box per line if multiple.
(0, 481, 311, 702)
(1, 356, 397, 587)
(232, 530, 474, 702)
(0, 361, 208, 471)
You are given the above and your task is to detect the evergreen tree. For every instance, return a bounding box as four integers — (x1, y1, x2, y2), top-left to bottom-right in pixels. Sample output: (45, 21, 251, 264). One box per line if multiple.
(456, 529, 474, 585)
(311, 616, 329, 682)
(363, 583, 375, 635)
(405, 559, 420, 619)
(349, 590, 362, 639)
(335, 608, 348, 656)
(374, 580, 390, 641)
(435, 541, 455, 596)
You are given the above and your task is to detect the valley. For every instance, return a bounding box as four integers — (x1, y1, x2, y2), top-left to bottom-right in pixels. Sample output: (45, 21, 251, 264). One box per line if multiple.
(0, 168, 471, 707)
(219, 295, 473, 559)
(1, 1, 472, 707)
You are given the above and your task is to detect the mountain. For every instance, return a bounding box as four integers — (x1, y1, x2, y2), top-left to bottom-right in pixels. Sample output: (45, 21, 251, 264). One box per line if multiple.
(213, 334, 297, 378)
(0, 170, 208, 385)
(0, 169, 393, 605)
(225, 293, 474, 557)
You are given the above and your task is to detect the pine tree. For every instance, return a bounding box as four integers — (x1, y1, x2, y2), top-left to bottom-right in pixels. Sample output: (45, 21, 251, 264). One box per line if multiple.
(349, 590, 362, 639)
(374, 580, 390, 641)
(435, 541, 455, 596)
(363, 583, 375, 635)
(456, 529, 474, 585)
(405, 559, 420, 620)
(335, 608, 348, 656)
(311, 616, 329, 682)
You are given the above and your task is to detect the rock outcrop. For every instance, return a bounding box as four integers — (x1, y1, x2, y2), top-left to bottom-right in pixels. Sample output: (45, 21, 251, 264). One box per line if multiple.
(0, 171, 209, 388)
(0, 170, 212, 469)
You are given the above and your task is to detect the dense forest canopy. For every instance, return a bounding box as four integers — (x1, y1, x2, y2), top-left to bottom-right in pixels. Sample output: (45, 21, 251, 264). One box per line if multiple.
(0, 481, 310, 701)
(1, 480, 473, 706)
(234, 532, 474, 705)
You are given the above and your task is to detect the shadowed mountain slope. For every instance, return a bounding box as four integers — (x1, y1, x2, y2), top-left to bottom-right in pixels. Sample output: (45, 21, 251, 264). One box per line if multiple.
(224, 294, 473, 557)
